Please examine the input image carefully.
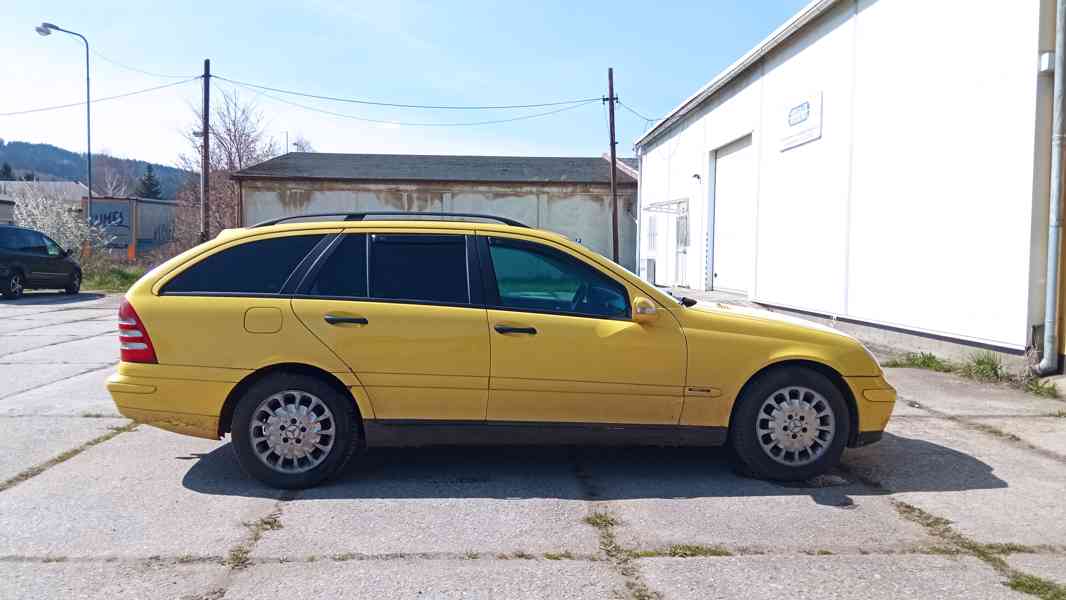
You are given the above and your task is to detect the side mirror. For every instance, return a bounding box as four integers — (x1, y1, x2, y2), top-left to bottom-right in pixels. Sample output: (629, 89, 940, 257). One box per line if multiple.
(633, 297, 658, 323)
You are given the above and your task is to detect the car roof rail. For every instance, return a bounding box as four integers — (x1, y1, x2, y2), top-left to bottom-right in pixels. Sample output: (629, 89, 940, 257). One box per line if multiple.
(250, 211, 530, 229)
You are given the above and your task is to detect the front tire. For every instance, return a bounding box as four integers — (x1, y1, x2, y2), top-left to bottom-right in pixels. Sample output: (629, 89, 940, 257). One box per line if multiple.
(730, 366, 850, 481)
(65, 271, 81, 295)
(231, 373, 359, 489)
(2, 271, 24, 300)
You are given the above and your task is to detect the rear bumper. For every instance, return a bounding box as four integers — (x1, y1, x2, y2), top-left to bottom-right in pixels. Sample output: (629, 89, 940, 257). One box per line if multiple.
(844, 375, 896, 447)
(106, 364, 237, 440)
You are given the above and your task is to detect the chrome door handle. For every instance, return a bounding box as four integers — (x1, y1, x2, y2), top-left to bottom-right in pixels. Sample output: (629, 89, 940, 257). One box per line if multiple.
(494, 325, 537, 335)
(324, 314, 368, 325)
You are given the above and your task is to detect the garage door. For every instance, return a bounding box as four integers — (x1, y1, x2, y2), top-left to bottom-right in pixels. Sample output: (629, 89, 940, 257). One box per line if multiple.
(710, 135, 755, 293)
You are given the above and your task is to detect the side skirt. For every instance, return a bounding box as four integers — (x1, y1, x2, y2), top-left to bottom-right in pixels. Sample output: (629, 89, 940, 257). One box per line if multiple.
(363, 419, 728, 448)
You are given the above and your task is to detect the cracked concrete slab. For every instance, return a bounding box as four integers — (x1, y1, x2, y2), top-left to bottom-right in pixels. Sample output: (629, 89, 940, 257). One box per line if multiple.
(0, 366, 118, 417)
(640, 555, 1022, 600)
(0, 335, 117, 365)
(845, 417, 1066, 546)
(579, 446, 932, 553)
(250, 447, 601, 558)
(0, 364, 107, 400)
(0, 560, 226, 600)
(885, 368, 1065, 417)
(227, 558, 625, 599)
(0, 427, 277, 558)
(968, 416, 1066, 457)
(3, 320, 116, 339)
(0, 416, 127, 483)
(0, 335, 85, 356)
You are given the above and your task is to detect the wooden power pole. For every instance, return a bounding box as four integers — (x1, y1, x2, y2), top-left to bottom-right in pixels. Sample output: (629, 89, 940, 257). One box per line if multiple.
(607, 68, 619, 263)
(199, 58, 211, 242)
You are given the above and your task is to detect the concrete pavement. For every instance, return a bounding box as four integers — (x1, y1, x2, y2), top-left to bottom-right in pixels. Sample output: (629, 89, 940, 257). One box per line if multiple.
(1, 292, 1064, 599)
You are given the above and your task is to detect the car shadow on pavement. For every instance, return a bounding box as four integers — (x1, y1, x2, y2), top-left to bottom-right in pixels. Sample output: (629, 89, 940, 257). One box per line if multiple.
(0, 292, 104, 306)
(181, 431, 1006, 504)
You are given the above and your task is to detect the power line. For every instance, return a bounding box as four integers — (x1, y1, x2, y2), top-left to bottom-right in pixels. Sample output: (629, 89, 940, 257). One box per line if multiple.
(215, 75, 600, 110)
(223, 80, 600, 127)
(90, 50, 197, 80)
(618, 100, 660, 123)
(0, 77, 201, 117)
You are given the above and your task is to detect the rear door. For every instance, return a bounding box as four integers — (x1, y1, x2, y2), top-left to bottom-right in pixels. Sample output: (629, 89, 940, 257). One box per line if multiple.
(291, 230, 490, 422)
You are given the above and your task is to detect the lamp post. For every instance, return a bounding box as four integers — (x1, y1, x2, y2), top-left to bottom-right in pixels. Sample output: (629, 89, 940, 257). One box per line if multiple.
(36, 22, 92, 220)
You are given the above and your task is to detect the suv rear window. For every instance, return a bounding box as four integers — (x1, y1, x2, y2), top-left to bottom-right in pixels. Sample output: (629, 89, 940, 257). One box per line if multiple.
(163, 234, 324, 295)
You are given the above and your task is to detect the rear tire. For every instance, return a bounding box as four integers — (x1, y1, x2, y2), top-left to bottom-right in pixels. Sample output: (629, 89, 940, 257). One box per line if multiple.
(730, 366, 850, 482)
(65, 271, 81, 295)
(2, 271, 23, 299)
(231, 373, 359, 489)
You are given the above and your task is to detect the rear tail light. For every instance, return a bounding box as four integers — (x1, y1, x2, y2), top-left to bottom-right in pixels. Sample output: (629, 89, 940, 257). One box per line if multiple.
(118, 298, 158, 364)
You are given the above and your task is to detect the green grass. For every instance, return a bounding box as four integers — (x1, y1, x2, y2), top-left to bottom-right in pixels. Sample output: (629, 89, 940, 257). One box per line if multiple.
(1024, 377, 1060, 399)
(635, 544, 733, 558)
(960, 351, 1005, 381)
(82, 265, 146, 293)
(883, 352, 954, 372)
(1007, 574, 1066, 600)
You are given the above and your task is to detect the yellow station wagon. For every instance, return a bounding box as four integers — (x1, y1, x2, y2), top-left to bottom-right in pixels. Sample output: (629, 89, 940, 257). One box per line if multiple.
(107, 212, 895, 488)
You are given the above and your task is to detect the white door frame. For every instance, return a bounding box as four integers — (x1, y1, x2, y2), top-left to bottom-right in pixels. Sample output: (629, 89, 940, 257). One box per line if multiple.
(706, 133, 754, 292)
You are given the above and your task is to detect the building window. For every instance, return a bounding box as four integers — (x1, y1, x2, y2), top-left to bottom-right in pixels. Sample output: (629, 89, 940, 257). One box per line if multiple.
(647, 215, 658, 250)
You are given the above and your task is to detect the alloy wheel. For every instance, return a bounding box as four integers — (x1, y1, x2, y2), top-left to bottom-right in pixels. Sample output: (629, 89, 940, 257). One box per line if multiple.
(249, 389, 336, 474)
(755, 386, 836, 467)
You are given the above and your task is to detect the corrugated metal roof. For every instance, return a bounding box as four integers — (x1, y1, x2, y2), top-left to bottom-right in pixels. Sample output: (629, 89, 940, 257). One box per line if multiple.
(232, 153, 639, 185)
(0, 181, 90, 204)
(634, 0, 840, 149)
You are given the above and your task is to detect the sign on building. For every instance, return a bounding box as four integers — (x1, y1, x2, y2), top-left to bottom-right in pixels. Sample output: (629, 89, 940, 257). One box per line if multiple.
(780, 91, 823, 151)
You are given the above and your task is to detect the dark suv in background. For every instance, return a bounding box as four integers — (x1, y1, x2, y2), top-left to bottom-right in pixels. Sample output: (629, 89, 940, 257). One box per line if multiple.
(0, 225, 81, 299)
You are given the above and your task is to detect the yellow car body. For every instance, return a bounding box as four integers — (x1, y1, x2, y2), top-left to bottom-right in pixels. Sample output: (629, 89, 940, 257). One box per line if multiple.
(107, 217, 894, 486)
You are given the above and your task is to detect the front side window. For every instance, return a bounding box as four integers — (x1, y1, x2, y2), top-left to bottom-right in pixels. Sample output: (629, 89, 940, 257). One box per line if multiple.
(487, 237, 629, 318)
(42, 235, 62, 257)
(163, 234, 324, 295)
(368, 234, 468, 304)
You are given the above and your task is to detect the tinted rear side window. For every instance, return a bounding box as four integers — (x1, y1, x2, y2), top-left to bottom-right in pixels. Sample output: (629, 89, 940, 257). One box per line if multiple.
(164, 234, 324, 295)
(307, 234, 368, 298)
(368, 234, 468, 304)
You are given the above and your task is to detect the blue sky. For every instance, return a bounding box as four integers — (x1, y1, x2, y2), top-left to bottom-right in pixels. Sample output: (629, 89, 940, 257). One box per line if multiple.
(1, 0, 808, 166)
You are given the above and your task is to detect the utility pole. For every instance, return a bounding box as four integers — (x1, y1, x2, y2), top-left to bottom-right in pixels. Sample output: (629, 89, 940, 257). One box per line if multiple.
(606, 67, 620, 263)
(199, 59, 211, 243)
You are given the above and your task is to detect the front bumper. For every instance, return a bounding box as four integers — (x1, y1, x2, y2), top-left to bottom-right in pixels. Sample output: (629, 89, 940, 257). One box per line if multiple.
(844, 375, 896, 446)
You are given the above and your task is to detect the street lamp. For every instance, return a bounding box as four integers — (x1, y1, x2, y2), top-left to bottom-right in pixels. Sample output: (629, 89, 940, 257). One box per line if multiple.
(36, 22, 92, 220)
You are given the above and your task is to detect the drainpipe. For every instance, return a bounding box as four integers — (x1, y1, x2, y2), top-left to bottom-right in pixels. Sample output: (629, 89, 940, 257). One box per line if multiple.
(1038, 0, 1066, 375)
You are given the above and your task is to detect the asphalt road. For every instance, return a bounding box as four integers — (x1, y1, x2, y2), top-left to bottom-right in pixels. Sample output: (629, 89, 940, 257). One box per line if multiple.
(0, 292, 1064, 599)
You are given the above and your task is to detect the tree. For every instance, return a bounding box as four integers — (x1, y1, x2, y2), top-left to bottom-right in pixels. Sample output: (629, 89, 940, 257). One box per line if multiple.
(172, 89, 278, 248)
(94, 153, 135, 197)
(11, 186, 111, 253)
(292, 135, 315, 153)
(136, 164, 162, 198)
(0, 162, 13, 181)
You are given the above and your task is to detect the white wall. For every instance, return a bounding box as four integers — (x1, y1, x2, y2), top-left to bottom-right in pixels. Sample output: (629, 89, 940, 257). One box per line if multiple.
(638, 0, 1045, 349)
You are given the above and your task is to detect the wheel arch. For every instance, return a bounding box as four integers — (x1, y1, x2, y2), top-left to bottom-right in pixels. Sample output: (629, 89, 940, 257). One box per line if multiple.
(727, 359, 859, 447)
(218, 362, 364, 440)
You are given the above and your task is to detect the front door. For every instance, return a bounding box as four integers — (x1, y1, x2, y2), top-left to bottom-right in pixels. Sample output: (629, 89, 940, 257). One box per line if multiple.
(292, 232, 490, 421)
(480, 233, 686, 425)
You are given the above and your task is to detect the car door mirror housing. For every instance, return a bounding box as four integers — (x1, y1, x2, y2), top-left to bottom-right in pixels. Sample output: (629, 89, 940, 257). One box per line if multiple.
(633, 297, 658, 323)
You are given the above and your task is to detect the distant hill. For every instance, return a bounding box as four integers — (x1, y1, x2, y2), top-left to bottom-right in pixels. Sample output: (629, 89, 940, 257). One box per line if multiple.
(0, 139, 190, 199)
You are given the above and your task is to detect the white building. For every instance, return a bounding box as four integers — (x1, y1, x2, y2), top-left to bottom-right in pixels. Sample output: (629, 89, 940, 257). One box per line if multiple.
(636, 0, 1061, 360)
